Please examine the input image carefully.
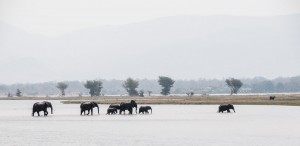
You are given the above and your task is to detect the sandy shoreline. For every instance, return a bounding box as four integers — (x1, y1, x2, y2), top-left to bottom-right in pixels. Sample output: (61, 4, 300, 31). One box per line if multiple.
(1, 94, 300, 106)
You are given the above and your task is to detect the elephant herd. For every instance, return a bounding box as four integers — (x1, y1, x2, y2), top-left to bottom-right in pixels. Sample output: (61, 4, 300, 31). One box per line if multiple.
(32, 100, 153, 116)
(32, 100, 235, 117)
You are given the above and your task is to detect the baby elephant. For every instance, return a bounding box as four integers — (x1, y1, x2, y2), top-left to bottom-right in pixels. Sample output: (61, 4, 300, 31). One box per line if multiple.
(218, 104, 235, 113)
(139, 106, 152, 114)
(109, 104, 120, 110)
(106, 107, 118, 115)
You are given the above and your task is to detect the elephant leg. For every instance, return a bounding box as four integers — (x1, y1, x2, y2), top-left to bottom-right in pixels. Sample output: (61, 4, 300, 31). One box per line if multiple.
(32, 111, 35, 116)
(87, 110, 90, 115)
(81, 109, 83, 115)
(37, 111, 40, 116)
(91, 108, 93, 115)
(44, 111, 48, 116)
(227, 109, 230, 113)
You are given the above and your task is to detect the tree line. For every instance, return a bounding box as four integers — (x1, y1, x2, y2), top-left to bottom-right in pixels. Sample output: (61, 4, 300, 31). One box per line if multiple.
(1, 76, 300, 97)
(1, 77, 243, 97)
(80, 76, 176, 97)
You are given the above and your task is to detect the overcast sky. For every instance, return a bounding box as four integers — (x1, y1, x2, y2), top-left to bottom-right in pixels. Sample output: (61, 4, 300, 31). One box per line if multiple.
(1, 0, 300, 36)
(0, 0, 299, 84)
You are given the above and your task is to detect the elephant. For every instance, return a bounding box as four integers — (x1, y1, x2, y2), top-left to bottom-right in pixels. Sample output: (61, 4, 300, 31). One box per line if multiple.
(106, 107, 118, 115)
(139, 106, 152, 114)
(269, 96, 276, 100)
(109, 104, 120, 110)
(80, 101, 99, 115)
(119, 100, 137, 114)
(218, 104, 235, 113)
(32, 101, 53, 116)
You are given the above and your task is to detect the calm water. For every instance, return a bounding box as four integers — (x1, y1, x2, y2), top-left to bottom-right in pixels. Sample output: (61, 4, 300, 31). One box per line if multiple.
(0, 100, 299, 146)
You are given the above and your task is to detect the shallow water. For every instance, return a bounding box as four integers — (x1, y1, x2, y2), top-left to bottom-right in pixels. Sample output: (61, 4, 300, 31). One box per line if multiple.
(0, 100, 299, 146)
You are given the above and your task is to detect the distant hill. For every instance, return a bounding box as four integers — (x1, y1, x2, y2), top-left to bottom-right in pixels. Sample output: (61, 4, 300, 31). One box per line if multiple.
(0, 15, 300, 83)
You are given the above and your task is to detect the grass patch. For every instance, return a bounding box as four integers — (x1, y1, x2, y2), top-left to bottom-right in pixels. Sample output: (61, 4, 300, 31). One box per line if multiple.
(2, 94, 300, 106)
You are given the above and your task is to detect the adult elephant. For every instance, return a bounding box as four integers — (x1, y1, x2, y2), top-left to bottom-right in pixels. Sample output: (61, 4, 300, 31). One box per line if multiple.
(119, 100, 137, 114)
(269, 96, 276, 100)
(139, 106, 152, 114)
(218, 104, 235, 113)
(32, 101, 53, 116)
(80, 101, 99, 115)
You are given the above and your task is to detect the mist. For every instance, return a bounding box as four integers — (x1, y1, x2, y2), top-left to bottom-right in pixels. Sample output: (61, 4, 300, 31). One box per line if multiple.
(0, 15, 300, 84)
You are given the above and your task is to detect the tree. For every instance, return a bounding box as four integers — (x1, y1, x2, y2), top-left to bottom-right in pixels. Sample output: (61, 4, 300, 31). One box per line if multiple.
(158, 76, 175, 95)
(186, 91, 194, 97)
(16, 89, 22, 97)
(147, 91, 152, 96)
(139, 90, 144, 97)
(8, 92, 12, 97)
(84, 80, 103, 97)
(123, 78, 139, 96)
(190, 92, 194, 97)
(225, 78, 243, 95)
(56, 82, 68, 96)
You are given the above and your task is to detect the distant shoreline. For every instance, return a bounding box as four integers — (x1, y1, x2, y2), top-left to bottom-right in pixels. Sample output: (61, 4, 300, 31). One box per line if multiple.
(1, 94, 300, 106)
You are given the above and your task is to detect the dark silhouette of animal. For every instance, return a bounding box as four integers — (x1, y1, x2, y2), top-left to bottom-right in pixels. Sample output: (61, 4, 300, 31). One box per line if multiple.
(109, 104, 120, 110)
(139, 106, 152, 114)
(218, 104, 235, 113)
(119, 100, 137, 114)
(32, 101, 53, 116)
(269, 96, 276, 100)
(106, 108, 117, 115)
(80, 101, 99, 115)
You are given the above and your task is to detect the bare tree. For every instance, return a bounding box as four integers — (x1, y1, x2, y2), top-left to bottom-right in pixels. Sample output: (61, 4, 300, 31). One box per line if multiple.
(139, 90, 144, 97)
(147, 91, 152, 96)
(16, 89, 22, 97)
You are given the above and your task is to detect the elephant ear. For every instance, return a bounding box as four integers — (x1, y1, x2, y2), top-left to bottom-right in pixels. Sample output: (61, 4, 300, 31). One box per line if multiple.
(45, 101, 52, 107)
(92, 102, 98, 107)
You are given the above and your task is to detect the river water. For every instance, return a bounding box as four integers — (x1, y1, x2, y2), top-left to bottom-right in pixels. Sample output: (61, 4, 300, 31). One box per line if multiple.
(0, 100, 299, 146)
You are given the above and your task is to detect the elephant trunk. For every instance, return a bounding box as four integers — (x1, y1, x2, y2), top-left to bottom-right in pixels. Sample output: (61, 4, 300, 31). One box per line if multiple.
(135, 106, 137, 114)
(97, 105, 99, 114)
(50, 105, 53, 114)
(232, 107, 235, 112)
(150, 108, 152, 114)
(134, 105, 137, 114)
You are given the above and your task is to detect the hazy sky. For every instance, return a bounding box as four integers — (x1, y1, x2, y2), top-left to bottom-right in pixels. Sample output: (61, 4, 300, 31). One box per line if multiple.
(0, 0, 300, 84)
(1, 0, 300, 36)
